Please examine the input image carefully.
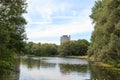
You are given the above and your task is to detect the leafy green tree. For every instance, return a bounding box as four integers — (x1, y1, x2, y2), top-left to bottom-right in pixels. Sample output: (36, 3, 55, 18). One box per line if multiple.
(88, 0, 120, 67)
(74, 39, 90, 56)
(0, 0, 27, 75)
(25, 42, 58, 56)
(41, 43, 58, 56)
(58, 39, 89, 56)
(25, 42, 36, 55)
(58, 41, 75, 56)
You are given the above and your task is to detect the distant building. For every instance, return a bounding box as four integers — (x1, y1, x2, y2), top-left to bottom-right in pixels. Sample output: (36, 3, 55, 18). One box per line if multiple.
(60, 35, 70, 44)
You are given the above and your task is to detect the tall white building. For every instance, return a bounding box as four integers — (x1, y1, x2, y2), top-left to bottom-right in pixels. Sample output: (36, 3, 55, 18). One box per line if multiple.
(60, 35, 70, 44)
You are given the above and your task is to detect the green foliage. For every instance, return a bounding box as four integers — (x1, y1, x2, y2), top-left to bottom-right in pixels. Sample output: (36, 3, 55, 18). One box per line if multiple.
(24, 39, 89, 57)
(88, 0, 120, 67)
(58, 41, 75, 56)
(0, 61, 11, 75)
(58, 39, 89, 56)
(25, 42, 58, 56)
(0, 0, 27, 75)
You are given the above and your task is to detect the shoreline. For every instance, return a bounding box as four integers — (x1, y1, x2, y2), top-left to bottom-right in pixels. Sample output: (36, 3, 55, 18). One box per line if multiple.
(20, 55, 120, 72)
(66, 56, 120, 72)
(91, 61, 120, 72)
(66, 56, 88, 59)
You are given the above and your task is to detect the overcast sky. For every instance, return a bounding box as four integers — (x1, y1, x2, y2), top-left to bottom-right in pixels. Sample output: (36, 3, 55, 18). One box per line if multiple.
(24, 0, 95, 45)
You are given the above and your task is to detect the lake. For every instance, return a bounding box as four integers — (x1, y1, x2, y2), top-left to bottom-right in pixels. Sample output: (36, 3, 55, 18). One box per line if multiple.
(1, 57, 120, 80)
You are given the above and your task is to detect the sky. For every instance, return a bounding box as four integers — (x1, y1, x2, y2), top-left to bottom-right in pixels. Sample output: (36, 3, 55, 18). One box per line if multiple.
(24, 0, 95, 45)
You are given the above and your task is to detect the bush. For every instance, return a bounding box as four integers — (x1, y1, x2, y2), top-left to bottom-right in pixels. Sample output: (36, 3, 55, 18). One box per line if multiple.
(0, 61, 11, 75)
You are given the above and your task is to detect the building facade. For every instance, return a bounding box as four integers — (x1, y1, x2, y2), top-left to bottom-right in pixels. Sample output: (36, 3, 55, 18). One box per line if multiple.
(60, 35, 70, 44)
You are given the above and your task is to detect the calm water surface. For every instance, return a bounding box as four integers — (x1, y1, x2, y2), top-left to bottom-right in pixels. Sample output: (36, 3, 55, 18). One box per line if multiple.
(19, 57, 89, 80)
(1, 57, 120, 80)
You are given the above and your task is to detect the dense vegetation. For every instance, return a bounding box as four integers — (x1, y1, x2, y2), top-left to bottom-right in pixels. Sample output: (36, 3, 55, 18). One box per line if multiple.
(87, 0, 120, 67)
(25, 42, 58, 56)
(0, 0, 27, 75)
(58, 39, 89, 56)
(24, 39, 89, 57)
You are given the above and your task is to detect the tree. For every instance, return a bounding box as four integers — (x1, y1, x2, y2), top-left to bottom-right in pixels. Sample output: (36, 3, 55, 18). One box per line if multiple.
(0, 0, 27, 75)
(58, 41, 75, 56)
(74, 39, 90, 56)
(58, 39, 89, 56)
(41, 43, 58, 56)
(88, 0, 120, 67)
(25, 42, 58, 56)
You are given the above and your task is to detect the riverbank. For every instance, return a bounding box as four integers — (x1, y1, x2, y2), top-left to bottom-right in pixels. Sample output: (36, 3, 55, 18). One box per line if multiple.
(66, 56, 88, 59)
(92, 62, 120, 72)
(66, 56, 120, 72)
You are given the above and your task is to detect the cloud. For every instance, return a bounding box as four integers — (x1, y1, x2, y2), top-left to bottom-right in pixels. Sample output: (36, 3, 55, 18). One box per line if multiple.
(25, 0, 73, 24)
(24, 0, 95, 44)
(26, 7, 93, 39)
(26, 18, 93, 39)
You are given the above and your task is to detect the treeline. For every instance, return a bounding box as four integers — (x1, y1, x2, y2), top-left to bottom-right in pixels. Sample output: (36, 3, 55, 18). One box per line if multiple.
(25, 42, 58, 56)
(88, 0, 120, 67)
(0, 0, 27, 75)
(24, 39, 89, 57)
(58, 39, 89, 56)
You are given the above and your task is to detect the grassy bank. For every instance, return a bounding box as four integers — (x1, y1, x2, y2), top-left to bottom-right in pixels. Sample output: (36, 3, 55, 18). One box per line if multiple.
(92, 62, 120, 71)
(66, 56, 88, 59)
(66, 56, 120, 72)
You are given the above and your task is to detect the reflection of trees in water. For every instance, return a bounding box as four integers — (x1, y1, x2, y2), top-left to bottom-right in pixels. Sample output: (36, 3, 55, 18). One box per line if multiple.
(59, 64, 88, 74)
(21, 57, 56, 69)
(12, 58, 20, 72)
(0, 76, 19, 80)
(89, 62, 120, 80)
(0, 72, 19, 80)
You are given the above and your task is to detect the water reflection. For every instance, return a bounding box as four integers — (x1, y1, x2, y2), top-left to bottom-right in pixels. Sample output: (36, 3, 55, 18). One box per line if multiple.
(19, 57, 90, 80)
(59, 64, 89, 74)
(89, 62, 120, 80)
(1, 57, 120, 80)
(20, 57, 56, 69)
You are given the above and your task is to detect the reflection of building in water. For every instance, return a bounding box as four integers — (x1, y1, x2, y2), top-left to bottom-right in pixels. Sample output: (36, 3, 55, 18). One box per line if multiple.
(60, 35, 70, 44)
